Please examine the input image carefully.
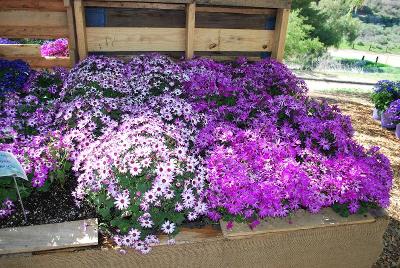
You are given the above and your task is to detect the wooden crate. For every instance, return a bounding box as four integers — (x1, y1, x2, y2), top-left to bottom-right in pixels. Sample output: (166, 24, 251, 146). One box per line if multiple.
(0, 0, 78, 68)
(74, 0, 291, 61)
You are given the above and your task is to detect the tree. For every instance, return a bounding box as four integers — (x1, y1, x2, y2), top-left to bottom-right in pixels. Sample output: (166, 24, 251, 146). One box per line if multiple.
(291, 0, 361, 47)
(284, 10, 325, 69)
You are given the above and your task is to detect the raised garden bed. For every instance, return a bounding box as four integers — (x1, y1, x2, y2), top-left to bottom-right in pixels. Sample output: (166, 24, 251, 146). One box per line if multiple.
(0, 209, 388, 268)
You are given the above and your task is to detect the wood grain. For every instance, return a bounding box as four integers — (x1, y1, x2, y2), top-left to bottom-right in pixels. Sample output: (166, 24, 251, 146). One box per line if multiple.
(74, 0, 88, 60)
(0, 26, 69, 38)
(185, 2, 196, 59)
(84, 1, 185, 9)
(220, 208, 376, 239)
(271, 8, 289, 61)
(87, 27, 273, 52)
(0, 0, 66, 11)
(0, 44, 41, 57)
(0, 10, 67, 27)
(0, 219, 98, 255)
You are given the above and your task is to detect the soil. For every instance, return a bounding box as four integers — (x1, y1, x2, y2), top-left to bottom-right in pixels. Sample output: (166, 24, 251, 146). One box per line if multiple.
(0, 175, 97, 229)
(309, 90, 400, 268)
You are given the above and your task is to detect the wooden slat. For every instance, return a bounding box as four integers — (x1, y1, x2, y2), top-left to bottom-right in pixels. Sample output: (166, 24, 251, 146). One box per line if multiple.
(74, 0, 88, 60)
(106, 9, 186, 28)
(196, 6, 276, 15)
(87, 0, 292, 8)
(86, 27, 274, 52)
(86, 27, 186, 51)
(84, 1, 185, 9)
(220, 208, 376, 239)
(65, 0, 78, 66)
(185, 2, 196, 59)
(0, 10, 67, 27)
(0, 0, 67, 11)
(0, 26, 69, 38)
(0, 219, 98, 255)
(197, 0, 291, 8)
(196, 12, 274, 29)
(0, 44, 41, 57)
(195, 28, 274, 52)
(271, 8, 289, 61)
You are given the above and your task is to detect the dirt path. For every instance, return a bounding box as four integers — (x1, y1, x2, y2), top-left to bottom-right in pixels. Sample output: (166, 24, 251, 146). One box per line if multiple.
(309, 90, 400, 267)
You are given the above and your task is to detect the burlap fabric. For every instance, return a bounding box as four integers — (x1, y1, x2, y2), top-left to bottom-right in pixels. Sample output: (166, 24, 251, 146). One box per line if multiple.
(0, 216, 388, 268)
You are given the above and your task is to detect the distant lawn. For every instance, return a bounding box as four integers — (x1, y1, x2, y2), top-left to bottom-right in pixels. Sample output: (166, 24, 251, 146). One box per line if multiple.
(337, 58, 400, 74)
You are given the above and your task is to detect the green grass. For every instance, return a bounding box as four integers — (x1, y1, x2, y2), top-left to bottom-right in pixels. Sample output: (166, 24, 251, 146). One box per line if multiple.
(337, 58, 400, 74)
(339, 42, 400, 55)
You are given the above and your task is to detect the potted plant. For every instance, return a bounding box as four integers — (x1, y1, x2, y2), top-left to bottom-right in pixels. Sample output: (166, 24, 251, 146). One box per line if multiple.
(385, 100, 400, 138)
(371, 80, 400, 125)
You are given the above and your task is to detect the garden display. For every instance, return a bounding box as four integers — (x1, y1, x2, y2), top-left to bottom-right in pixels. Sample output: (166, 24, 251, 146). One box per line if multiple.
(0, 55, 393, 254)
(371, 80, 400, 128)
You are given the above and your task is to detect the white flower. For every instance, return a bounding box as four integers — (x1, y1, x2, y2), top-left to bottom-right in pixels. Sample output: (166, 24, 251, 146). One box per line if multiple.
(187, 212, 198, 221)
(161, 220, 176, 234)
(144, 190, 157, 203)
(128, 228, 141, 241)
(114, 193, 130, 210)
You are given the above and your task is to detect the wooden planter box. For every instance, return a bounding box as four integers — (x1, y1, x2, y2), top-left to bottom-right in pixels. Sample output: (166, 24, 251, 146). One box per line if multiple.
(0, 209, 388, 268)
(74, 0, 291, 62)
(0, 219, 98, 255)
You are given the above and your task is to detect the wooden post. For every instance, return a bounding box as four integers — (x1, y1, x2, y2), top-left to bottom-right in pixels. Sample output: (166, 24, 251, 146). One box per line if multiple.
(185, 1, 196, 59)
(64, 0, 78, 66)
(271, 8, 290, 62)
(74, 0, 88, 61)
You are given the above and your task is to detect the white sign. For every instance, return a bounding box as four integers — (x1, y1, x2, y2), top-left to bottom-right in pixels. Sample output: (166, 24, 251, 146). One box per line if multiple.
(0, 151, 28, 181)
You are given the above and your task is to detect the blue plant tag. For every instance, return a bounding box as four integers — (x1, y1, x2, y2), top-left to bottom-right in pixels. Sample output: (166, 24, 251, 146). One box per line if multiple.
(0, 151, 28, 181)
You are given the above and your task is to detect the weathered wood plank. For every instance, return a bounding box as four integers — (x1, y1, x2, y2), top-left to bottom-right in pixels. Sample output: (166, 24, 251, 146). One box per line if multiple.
(196, 6, 276, 15)
(74, 0, 88, 60)
(84, 1, 185, 9)
(85, 0, 291, 8)
(0, 44, 41, 57)
(0, 0, 67, 11)
(65, 0, 78, 66)
(185, 2, 196, 59)
(0, 10, 67, 27)
(271, 8, 289, 61)
(87, 27, 273, 52)
(220, 208, 376, 239)
(0, 219, 98, 255)
(86, 27, 186, 51)
(195, 28, 274, 52)
(196, 12, 274, 29)
(197, 0, 291, 8)
(0, 26, 69, 39)
(106, 9, 186, 28)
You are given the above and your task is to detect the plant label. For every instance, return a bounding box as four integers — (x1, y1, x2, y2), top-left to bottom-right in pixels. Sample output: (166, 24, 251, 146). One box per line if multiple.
(0, 151, 28, 181)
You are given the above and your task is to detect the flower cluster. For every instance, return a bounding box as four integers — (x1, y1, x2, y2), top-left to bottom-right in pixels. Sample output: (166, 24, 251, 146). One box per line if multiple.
(0, 59, 30, 96)
(385, 99, 400, 124)
(371, 80, 400, 111)
(0, 38, 19, 44)
(126, 53, 187, 103)
(0, 198, 14, 219)
(40, 38, 69, 57)
(0, 54, 393, 253)
(73, 111, 206, 254)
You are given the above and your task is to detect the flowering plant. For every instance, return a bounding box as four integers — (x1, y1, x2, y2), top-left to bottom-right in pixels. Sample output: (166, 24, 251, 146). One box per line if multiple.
(371, 80, 400, 111)
(40, 38, 69, 57)
(385, 99, 400, 124)
(0, 59, 30, 97)
(0, 199, 15, 220)
(73, 110, 206, 254)
(0, 38, 19, 44)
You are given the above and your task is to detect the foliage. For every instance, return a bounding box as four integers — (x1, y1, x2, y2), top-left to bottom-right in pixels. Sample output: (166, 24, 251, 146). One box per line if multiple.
(291, 0, 360, 48)
(371, 80, 400, 111)
(285, 10, 325, 69)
